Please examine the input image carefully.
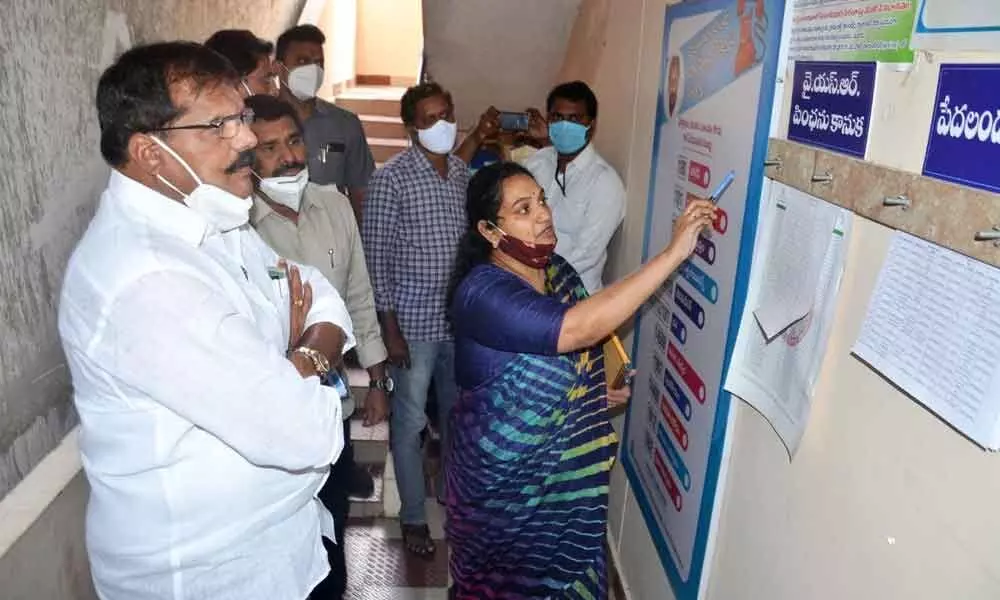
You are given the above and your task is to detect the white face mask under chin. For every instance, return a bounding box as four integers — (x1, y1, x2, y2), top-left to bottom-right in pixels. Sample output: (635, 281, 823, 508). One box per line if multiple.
(417, 119, 457, 155)
(286, 64, 324, 101)
(149, 136, 252, 233)
(258, 168, 310, 213)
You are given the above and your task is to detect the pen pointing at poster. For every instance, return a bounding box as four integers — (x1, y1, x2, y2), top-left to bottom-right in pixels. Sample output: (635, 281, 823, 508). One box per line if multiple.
(709, 170, 736, 204)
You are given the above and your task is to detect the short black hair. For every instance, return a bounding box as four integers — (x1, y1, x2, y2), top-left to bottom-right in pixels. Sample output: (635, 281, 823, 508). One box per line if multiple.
(400, 82, 452, 127)
(244, 94, 302, 132)
(204, 29, 273, 77)
(275, 24, 326, 61)
(546, 80, 599, 120)
(96, 41, 239, 167)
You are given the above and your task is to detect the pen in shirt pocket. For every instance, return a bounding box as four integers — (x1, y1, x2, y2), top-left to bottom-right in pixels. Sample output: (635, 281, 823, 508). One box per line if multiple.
(267, 266, 286, 298)
(328, 249, 335, 268)
(319, 142, 345, 164)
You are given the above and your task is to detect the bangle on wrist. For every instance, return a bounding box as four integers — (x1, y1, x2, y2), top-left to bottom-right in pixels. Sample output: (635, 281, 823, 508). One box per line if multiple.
(292, 346, 331, 377)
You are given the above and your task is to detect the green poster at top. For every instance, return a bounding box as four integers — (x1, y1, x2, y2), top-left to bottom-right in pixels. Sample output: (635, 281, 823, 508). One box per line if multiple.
(790, 0, 916, 63)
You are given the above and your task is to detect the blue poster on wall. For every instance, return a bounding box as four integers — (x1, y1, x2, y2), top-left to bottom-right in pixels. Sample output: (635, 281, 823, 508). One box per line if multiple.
(620, 0, 786, 599)
(923, 64, 1000, 193)
(787, 61, 876, 158)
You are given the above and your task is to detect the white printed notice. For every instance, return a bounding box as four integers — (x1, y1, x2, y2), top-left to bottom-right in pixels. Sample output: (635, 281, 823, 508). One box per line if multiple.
(853, 232, 1000, 450)
(751, 183, 840, 340)
(725, 181, 851, 456)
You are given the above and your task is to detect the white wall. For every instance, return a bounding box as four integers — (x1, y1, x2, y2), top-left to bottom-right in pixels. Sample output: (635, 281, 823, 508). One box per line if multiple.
(571, 2, 1000, 599)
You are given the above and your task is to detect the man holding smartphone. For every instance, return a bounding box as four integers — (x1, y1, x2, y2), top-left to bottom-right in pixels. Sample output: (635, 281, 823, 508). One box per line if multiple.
(521, 81, 625, 294)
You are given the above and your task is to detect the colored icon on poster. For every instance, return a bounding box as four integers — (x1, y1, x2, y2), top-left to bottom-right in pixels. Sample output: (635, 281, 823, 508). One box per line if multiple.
(694, 235, 716, 264)
(674, 285, 705, 329)
(678, 260, 719, 304)
(663, 367, 693, 421)
(658, 423, 692, 490)
(668, 342, 707, 403)
(671, 313, 687, 345)
(654, 450, 684, 511)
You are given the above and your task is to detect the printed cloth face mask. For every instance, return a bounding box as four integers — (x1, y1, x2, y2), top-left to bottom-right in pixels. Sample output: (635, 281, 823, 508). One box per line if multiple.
(490, 222, 556, 269)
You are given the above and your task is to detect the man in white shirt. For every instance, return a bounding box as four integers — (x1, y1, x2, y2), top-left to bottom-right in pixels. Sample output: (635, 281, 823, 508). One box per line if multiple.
(244, 93, 391, 599)
(523, 81, 626, 293)
(58, 42, 354, 600)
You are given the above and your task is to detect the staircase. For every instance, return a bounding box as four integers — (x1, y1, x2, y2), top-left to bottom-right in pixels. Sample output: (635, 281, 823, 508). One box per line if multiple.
(335, 85, 452, 521)
(334, 86, 411, 167)
(345, 368, 394, 518)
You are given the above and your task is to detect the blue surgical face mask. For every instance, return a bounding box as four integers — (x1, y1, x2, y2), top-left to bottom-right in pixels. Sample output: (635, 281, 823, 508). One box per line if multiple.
(548, 120, 590, 155)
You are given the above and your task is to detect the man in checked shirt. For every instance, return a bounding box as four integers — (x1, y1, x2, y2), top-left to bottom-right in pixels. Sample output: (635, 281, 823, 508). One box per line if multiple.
(361, 82, 495, 558)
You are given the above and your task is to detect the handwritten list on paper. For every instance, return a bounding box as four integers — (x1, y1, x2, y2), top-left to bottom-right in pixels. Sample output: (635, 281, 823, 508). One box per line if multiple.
(853, 232, 1000, 450)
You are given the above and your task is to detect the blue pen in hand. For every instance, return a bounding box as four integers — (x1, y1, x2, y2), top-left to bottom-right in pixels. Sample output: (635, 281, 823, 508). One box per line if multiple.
(709, 170, 736, 204)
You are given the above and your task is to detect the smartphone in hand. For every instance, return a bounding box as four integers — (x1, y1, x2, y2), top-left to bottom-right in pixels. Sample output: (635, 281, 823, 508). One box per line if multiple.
(498, 111, 530, 132)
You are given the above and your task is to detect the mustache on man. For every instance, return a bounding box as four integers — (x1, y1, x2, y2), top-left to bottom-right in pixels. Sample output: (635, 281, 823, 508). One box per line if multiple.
(225, 149, 257, 174)
(272, 161, 307, 177)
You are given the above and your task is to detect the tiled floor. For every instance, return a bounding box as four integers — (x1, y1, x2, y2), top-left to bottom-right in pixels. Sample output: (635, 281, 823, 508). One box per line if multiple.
(342, 500, 626, 600)
(344, 500, 450, 599)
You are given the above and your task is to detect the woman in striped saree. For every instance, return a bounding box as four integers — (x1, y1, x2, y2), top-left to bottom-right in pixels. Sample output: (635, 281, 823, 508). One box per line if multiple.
(446, 162, 715, 598)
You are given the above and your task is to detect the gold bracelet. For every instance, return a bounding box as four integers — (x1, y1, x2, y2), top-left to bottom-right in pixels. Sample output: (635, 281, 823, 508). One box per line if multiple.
(292, 346, 331, 377)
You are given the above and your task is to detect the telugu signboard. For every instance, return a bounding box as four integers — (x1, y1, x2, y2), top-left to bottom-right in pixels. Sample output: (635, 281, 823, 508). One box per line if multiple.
(787, 60, 876, 158)
(790, 0, 915, 62)
(923, 64, 1000, 194)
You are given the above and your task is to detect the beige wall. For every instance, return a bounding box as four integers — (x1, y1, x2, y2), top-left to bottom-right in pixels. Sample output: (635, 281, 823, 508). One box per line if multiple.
(571, 2, 1000, 599)
(356, 0, 423, 79)
(421, 0, 582, 128)
(312, 0, 358, 95)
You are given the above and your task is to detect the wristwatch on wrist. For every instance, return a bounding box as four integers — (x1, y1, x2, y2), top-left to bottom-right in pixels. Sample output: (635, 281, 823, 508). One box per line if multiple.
(369, 376, 395, 393)
(292, 346, 331, 378)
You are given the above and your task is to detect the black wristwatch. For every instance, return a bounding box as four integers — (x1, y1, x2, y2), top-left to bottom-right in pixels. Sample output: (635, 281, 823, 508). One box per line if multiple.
(370, 376, 395, 393)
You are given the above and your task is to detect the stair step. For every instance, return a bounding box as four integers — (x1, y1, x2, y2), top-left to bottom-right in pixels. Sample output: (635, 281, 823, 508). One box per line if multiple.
(337, 85, 407, 101)
(361, 116, 407, 139)
(368, 136, 409, 147)
(348, 461, 386, 518)
(337, 97, 401, 118)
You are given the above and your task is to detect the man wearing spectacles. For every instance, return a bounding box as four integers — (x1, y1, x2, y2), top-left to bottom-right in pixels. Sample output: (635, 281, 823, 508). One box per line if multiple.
(206, 29, 280, 97)
(58, 41, 355, 600)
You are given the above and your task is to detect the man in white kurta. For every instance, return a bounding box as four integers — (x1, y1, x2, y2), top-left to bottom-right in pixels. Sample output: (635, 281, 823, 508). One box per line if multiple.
(58, 42, 354, 600)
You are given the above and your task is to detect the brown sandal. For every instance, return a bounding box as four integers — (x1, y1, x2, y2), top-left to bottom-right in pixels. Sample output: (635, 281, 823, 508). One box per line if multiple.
(401, 523, 436, 559)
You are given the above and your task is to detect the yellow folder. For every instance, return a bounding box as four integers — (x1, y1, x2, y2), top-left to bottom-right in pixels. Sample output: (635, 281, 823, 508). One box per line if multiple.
(603, 334, 632, 389)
